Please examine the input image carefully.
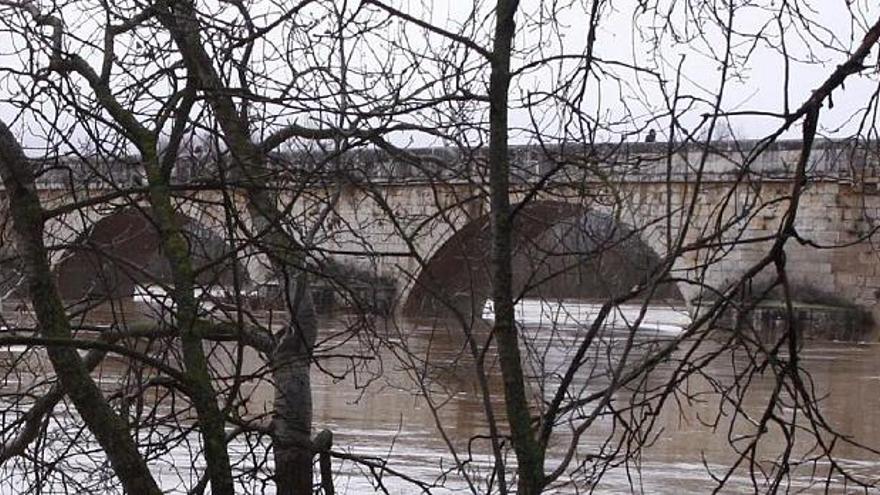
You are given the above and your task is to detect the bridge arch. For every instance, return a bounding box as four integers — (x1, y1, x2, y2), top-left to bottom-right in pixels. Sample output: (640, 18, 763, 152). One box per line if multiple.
(52, 207, 245, 302)
(401, 199, 690, 317)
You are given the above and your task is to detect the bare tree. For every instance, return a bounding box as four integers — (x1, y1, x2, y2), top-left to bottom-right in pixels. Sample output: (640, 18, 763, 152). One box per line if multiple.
(0, 0, 409, 493)
(0, 0, 877, 494)
(360, 1, 880, 493)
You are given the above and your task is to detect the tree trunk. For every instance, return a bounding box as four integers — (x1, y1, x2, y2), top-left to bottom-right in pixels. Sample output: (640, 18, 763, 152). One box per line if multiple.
(155, 2, 320, 491)
(273, 276, 318, 494)
(0, 120, 163, 495)
(486, 1, 545, 493)
(142, 156, 236, 495)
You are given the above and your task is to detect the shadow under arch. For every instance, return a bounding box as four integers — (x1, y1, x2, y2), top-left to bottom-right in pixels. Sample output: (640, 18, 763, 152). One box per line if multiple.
(54, 208, 246, 302)
(402, 200, 687, 317)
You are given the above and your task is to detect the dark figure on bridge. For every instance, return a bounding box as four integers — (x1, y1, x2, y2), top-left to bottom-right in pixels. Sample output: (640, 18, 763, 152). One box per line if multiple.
(645, 129, 657, 142)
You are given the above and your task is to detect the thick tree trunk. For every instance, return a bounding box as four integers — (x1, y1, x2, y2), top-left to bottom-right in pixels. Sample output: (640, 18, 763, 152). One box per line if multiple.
(0, 121, 163, 495)
(273, 277, 318, 494)
(486, 1, 545, 493)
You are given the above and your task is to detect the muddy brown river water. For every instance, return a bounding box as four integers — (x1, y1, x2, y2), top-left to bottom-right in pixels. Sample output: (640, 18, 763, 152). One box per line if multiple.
(1, 299, 878, 493)
(303, 301, 880, 494)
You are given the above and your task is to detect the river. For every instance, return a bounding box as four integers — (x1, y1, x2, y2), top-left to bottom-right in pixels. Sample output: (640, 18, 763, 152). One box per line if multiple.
(1, 299, 879, 493)
(305, 300, 880, 493)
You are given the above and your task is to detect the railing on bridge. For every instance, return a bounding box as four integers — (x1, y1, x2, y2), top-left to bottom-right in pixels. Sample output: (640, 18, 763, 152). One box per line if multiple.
(24, 139, 880, 190)
(306, 139, 880, 188)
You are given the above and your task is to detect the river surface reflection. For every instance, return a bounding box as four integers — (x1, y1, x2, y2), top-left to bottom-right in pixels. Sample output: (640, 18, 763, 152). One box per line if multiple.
(310, 300, 880, 494)
(1, 299, 879, 493)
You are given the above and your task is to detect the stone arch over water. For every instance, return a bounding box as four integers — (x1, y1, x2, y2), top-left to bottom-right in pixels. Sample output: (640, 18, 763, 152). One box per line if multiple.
(53, 208, 245, 301)
(401, 200, 688, 317)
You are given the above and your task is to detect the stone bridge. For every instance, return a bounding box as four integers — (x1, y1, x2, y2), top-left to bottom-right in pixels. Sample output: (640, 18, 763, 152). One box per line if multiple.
(12, 139, 880, 334)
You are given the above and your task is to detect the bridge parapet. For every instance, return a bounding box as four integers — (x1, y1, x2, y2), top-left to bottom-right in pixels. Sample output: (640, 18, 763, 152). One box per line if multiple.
(280, 138, 880, 186)
(16, 139, 880, 191)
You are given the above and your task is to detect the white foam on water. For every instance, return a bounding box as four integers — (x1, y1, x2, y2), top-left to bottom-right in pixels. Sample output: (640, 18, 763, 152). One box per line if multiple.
(483, 298, 691, 334)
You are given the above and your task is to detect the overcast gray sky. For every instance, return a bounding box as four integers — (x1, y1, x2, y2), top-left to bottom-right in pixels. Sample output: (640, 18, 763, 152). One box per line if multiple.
(0, 0, 876, 152)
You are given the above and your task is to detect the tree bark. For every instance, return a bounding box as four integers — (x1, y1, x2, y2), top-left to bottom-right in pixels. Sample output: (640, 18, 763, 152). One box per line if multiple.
(0, 120, 163, 495)
(487, 1, 545, 493)
(142, 153, 236, 495)
(273, 276, 319, 495)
